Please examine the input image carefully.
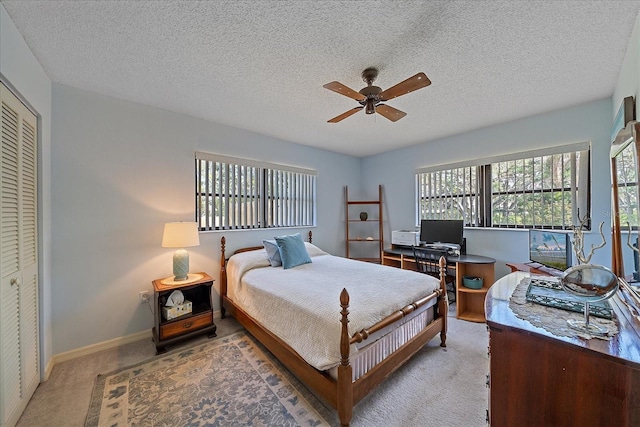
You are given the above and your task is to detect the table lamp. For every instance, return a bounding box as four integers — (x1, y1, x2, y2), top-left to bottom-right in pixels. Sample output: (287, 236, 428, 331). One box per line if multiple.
(162, 222, 200, 281)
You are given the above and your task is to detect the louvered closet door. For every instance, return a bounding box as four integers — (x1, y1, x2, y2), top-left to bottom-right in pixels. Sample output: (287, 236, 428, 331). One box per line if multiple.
(0, 83, 39, 427)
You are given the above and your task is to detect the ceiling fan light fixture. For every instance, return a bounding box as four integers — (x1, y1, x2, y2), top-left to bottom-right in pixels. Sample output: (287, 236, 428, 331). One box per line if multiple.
(365, 99, 376, 115)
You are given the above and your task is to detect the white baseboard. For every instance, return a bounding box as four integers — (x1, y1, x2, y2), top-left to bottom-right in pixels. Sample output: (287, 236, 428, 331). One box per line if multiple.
(46, 311, 223, 375)
(43, 357, 54, 381)
(51, 329, 153, 366)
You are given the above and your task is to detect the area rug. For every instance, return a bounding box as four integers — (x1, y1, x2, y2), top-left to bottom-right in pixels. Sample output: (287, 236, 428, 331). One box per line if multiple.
(85, 331, 330, 426)
(85, 312, 489, 427)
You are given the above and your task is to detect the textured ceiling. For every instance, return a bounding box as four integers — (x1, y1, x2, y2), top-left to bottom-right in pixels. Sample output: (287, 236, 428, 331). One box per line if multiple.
(3, 1, 640, 157)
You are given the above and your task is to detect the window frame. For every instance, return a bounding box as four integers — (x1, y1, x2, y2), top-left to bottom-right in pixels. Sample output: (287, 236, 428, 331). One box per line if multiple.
(612, 139, 639, 231)
(415, 142, 591, 230)
(195, 152, 317, 231)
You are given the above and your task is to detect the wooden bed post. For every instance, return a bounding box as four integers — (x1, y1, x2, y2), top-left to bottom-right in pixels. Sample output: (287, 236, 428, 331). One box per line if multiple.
(338, 288, 353, 426)
(308, 230, 313, 243)
(438, 256, 448, 347)
(220, 236, 227, 319)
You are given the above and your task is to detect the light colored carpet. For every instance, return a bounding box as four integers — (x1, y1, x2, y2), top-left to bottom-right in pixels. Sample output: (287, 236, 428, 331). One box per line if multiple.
(347, 313, 489, 426)
(18, 307, 489, 427)
(17, 319, 244, 427)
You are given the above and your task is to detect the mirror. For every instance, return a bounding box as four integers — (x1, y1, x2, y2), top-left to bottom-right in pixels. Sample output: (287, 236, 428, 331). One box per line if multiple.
(611, 118, 640, 297)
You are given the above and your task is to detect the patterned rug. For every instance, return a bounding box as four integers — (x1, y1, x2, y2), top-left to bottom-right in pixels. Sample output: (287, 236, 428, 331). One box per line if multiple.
(85, 331, 331, 426)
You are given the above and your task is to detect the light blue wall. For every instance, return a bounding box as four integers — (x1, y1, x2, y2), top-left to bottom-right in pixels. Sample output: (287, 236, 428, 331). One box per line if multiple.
(1, 4, 53, 377)
(51, 84, 360, 353)
(361, 99, 612, 279)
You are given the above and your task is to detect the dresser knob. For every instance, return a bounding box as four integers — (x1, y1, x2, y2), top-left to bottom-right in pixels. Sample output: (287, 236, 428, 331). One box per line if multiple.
(10, 277, 19, 286)
(183, 321, 193, 329)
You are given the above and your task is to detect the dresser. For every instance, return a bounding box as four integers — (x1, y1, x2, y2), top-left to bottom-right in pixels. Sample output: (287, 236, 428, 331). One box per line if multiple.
(485, 272, 640, 426)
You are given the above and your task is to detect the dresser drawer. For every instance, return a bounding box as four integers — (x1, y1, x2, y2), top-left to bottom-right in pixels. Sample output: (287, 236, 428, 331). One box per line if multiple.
(159, 311, 213, 340)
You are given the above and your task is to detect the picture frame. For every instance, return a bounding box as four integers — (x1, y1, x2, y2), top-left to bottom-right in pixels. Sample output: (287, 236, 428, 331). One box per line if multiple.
(611, 95, 636, 143)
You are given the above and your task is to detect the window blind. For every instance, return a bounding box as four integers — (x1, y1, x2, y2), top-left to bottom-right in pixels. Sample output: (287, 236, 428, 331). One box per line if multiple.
(416, 142, 591, 229)
(195, 152, 316, 230)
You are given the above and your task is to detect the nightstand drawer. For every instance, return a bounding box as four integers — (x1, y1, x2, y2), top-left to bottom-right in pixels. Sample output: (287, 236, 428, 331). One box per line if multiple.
(159, 311, 212, 340)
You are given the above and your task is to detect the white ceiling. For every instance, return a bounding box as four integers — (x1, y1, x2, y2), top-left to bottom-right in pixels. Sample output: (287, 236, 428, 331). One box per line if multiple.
(3, 1, 640, 157)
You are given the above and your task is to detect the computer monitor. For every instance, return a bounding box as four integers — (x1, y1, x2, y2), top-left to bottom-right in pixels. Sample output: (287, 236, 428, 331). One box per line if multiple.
(419, 219, 464, 246)
(528, 229, 571, 271)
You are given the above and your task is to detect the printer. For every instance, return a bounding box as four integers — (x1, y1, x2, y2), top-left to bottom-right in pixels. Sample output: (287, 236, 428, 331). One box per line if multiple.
(391, 230, 420, 246)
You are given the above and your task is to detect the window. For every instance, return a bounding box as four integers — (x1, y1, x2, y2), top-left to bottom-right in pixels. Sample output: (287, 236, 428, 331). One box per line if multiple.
(416, 165, 479, 224)
(614, 143, 639, 229)
(195, 152, 316, 230)
(416, 142, 590, 229)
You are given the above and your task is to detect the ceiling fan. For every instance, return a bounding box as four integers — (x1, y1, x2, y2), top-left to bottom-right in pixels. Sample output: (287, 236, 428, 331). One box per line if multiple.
(323, 67, 431, 123)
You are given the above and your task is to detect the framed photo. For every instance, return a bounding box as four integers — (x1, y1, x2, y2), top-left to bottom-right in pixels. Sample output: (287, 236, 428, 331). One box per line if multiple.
(611, 95, 635, 143)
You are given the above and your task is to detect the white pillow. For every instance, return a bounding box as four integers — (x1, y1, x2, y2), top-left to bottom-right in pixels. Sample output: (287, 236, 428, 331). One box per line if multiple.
(262, 239, 282, 267)
(304, 242, 329, 257)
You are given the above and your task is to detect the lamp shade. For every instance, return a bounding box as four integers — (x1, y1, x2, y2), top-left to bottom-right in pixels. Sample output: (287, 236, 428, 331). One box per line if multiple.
(162, 222, 200, 248)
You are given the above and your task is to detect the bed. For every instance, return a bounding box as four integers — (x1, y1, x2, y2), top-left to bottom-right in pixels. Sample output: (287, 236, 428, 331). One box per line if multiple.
(219, 232, 448, 426)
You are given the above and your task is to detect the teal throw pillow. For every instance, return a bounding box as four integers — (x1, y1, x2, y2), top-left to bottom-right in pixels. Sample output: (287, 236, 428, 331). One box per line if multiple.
(275, 233, 312, 269)
(263, 239, 282, 267)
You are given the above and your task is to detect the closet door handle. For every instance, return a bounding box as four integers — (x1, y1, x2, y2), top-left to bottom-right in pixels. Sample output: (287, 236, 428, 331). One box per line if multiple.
(10, 277, 19, 286)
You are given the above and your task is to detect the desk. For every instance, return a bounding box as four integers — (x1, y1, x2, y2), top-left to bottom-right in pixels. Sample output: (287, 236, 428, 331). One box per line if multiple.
(485, 272, 640, 426)
(382, 247, 496, 322)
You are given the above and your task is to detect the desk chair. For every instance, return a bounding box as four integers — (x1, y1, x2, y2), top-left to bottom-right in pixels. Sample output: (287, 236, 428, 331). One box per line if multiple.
(412, 246, 457, 303)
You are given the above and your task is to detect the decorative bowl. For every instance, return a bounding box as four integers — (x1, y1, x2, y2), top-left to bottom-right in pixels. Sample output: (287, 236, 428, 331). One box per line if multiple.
(463, 276, 483, 289)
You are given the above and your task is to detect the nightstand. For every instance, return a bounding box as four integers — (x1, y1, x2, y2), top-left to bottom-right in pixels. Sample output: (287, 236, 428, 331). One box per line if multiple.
(151, 272, 217, 354)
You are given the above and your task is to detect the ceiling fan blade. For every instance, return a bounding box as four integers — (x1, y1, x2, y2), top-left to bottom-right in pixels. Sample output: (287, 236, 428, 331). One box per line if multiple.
(327, 107, 363, 123)
(323, 81, 366, 101)
(376, 104, 407, 122)
(379, 72, 431, 102)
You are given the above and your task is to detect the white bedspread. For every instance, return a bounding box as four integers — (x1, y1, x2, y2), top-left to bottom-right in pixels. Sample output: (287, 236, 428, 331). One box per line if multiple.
(226, 246, 440, 371)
